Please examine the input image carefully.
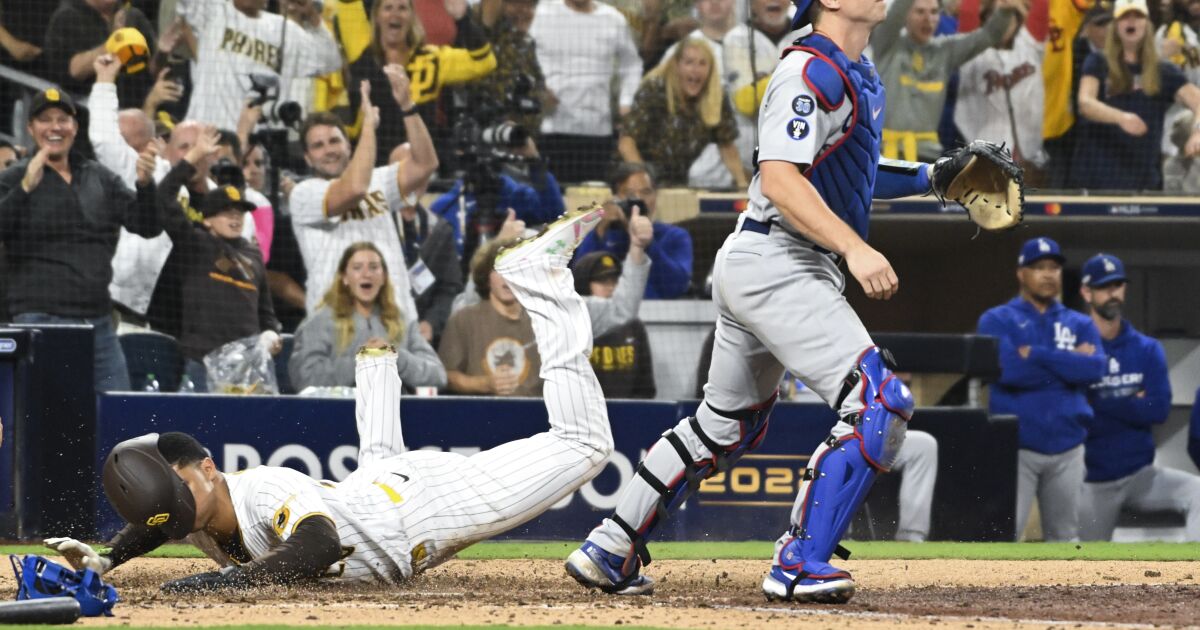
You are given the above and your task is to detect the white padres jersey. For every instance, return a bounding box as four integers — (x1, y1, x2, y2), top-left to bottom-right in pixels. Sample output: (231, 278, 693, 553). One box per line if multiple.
(189, 462, 420, 582)
(187, 272, 613, 582)
(289, 164, 419, 322)
(744, 49, 853, 236)
(954, 28, 1046, 165)
(177, 0, 342, 130)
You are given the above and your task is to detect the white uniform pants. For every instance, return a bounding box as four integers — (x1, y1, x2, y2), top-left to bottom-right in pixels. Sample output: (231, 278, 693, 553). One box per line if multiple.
(354, 253, 614, 571)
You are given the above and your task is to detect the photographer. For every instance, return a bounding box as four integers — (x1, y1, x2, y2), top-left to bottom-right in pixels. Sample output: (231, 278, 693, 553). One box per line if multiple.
(290, 76, 438, 321)
(428, 132, 565, 265)
(473, 0, 548, 138)
(572, 162, 693, 299)
(176, 0, 342, 131)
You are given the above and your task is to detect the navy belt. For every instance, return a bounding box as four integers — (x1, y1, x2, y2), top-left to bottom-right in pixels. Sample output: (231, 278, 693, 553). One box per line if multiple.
(740, 217, 841, 263)
(739, 217, 774, 235)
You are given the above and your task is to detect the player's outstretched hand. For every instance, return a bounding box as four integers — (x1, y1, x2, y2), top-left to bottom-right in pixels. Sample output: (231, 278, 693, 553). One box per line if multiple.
(845, 243, 898, 300)
(43, 538, 112, 574)
(161, 566, 250, 594)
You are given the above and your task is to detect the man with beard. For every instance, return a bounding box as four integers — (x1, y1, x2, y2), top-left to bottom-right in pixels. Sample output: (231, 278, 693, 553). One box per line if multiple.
(1077, 253, 1200, 542)
(977, 237, 1106, 541)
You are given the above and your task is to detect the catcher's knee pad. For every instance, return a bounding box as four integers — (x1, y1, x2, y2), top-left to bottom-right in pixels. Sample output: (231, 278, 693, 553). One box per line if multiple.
(835, 346, 913, 472)
(610, 395, 777, 567)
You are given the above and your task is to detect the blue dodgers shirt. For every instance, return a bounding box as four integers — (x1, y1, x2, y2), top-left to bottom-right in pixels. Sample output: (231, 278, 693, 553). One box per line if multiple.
(1084, 320, 1172, 482)
(977, 297, 1107, 454)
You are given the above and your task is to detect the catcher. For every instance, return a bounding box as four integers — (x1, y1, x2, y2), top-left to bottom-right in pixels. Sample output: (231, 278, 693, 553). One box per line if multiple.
(43, 207, 616, 591)
(563, 0, 1022, 605)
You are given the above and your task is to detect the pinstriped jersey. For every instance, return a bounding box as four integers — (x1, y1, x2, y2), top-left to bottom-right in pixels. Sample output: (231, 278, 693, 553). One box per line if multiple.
(176, 0, 343, 130)
(190, 461, 424, 583)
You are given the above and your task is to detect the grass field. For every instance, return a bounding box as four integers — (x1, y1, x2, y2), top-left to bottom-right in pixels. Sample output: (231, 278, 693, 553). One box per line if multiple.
(4, 540, 1199, 561)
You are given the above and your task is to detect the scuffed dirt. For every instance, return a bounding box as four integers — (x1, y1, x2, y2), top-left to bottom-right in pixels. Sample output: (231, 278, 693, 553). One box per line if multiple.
(6, 557, 1199, 629)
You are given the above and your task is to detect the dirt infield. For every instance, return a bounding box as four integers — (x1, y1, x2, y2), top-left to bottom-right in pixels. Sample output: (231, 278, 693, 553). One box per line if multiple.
(7, 557, 1200, 629)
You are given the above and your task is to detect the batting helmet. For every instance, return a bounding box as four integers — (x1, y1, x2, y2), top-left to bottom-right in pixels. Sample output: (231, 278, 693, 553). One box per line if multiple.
(101, 434, 197, 540)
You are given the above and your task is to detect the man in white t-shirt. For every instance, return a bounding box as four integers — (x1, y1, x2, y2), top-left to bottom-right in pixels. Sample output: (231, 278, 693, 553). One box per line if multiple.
(176, 0, 342, 131)
(529, 0, 642, 183)
(289, 71, 439, 322)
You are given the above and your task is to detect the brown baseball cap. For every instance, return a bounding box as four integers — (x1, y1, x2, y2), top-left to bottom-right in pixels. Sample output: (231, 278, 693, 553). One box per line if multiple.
(573, 251, 622, 295)
(102, 433, 197, 540)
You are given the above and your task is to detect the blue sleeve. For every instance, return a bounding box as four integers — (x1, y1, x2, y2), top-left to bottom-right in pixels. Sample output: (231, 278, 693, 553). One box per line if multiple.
(428, 183, 465, 256)
(874, 159, 931, 199)
(1081, 52, 1107, 80)
(1193, 386, 1200, 439)
(1028, 318, 1107, 385)
(1190, 435, 1200, 472)
(533, 170, 565, 224)
(1091, 341, 1172, 428)
(645, 226, 693, 299)
(501, 173, 565, 225)
(977, 309, 1062, 388)
(572, 231, 604, 262)
(1161, 62, 1188, 102)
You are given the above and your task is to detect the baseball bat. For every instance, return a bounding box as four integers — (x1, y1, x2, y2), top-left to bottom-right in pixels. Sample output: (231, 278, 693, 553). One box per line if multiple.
(0, 599, 82, 624)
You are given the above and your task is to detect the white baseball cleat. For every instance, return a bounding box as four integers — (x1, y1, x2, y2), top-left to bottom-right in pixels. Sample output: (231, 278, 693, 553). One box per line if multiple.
(495, 203, 604, 268)
(565, 543, 655, 596)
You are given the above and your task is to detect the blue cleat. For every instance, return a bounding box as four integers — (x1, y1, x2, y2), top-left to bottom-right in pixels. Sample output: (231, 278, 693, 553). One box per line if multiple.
(761, 536, 856, 603)
(565, 541, 655, 596)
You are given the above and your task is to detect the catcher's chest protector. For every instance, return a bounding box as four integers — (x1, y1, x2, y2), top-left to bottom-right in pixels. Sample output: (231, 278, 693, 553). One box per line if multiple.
(784, 35, 884, 240)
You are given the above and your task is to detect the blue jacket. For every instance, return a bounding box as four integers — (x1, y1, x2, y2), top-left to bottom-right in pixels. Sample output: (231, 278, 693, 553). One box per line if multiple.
(1084, 320, 1172, 482)
(573, 222, 693, 299)
(977, 297, 1107, 454)
(428, 172, 565, 256)
(1190, 387, 1200, 472)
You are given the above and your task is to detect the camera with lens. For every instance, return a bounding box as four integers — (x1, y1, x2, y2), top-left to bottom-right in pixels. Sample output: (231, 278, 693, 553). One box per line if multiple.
(211, 158, 246, 190)
(617, 198, 647, 216)
(248, 73, 303, 129)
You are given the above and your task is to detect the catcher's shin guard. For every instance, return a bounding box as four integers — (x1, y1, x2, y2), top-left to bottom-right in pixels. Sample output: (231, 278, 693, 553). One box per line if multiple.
(584, 394, 777, 577)
(773, 347, 914, 593)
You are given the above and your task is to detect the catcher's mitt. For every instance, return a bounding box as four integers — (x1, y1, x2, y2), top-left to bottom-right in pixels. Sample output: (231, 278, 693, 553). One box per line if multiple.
(931, 140, 1025, 231)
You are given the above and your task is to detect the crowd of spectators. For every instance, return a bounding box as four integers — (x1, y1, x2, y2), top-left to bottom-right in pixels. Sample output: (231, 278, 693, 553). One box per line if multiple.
(0, 0, 1198, 408)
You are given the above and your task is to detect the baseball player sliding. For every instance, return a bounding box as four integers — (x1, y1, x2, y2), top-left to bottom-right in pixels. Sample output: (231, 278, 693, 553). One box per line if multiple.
(45, 206, 613, 590)
(565, 0, 1021, 604)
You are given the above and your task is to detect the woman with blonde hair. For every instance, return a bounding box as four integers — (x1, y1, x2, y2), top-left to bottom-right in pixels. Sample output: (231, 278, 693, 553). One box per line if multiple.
(349, 0, 497, 163)
(1072, 0, 1200, 190)
(619, 39, 747, 188)
(290, 242, 446, 391)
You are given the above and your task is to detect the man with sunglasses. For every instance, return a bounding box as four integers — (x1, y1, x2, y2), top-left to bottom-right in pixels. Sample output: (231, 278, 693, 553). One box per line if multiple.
(1078, 253, 1200, 542)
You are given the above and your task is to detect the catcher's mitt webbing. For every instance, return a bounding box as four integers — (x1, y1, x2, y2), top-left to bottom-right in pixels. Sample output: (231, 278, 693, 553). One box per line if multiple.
(932, 140, 1025, 232)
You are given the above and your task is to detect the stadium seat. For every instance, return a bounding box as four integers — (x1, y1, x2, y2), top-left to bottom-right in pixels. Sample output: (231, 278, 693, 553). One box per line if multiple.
(119, 331, 183, 392)
(274, 333, 296, 395)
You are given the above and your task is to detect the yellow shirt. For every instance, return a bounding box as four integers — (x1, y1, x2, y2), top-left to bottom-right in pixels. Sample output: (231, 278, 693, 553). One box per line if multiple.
(1043, 0, 1092, 139)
